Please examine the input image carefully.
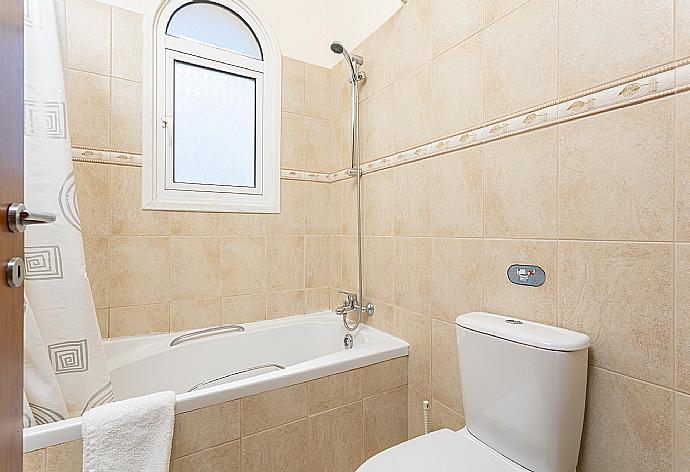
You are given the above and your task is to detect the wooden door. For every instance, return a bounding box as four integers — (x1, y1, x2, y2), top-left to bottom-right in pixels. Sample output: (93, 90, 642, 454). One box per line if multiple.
(0, 0, 25, 470)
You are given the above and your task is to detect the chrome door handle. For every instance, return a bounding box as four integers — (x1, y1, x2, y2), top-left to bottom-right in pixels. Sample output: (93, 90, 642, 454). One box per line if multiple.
(8, 202, 56, 233)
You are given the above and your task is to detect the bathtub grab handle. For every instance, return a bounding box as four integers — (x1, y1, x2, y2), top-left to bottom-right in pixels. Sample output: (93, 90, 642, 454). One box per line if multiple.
(187, 364, 286, 392)
(170, 324, 245, 347)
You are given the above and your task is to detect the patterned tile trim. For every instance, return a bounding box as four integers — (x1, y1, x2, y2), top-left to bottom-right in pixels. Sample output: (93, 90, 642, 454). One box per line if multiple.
(354, 58, 690, 178)
(71, 147, 333, 182)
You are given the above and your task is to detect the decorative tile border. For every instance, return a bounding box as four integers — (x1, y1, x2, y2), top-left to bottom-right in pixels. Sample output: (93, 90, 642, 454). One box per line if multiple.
(71, 147, 334, 183)
(354, 58, 690, 179)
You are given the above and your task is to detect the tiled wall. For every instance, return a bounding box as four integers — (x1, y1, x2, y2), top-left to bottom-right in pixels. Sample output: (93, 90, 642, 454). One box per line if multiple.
(325, 0, 690, 470)
(23, 358, 409, 472)
(65, 0, 338, 338)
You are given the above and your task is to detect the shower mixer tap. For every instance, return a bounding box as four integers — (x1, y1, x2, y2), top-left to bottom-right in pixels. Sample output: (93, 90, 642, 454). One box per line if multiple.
(336, 291, 375, 318)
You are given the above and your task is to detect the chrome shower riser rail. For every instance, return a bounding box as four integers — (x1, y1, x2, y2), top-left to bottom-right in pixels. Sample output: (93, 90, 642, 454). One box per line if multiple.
(187, 363, 286, 392)
(170, 324, 245, 347)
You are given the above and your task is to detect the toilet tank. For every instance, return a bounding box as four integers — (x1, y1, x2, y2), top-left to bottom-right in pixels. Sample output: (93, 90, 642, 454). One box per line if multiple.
(456, 313, 590, 472)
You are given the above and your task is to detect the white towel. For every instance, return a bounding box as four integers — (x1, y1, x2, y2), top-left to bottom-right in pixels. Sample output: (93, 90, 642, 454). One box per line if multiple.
(82, 391, 176, 472)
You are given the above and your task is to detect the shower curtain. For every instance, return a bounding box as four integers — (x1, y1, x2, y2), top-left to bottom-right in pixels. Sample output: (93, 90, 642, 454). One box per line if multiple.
(23, 0, 113, 426)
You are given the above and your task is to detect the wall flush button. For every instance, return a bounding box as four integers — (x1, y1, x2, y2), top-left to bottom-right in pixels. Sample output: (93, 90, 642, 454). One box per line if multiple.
(507, 264, 545, 287)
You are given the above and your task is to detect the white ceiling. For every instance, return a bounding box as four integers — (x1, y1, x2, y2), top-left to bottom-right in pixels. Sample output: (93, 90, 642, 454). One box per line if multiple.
(97, 0, 403, 68)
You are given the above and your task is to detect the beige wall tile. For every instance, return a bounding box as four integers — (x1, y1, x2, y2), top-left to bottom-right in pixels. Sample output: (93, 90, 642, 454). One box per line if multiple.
(394, 160, 432, 237)
(339, 110, 352, 170)
(431, 319, 462, 413)
(483, 239, 557, 324)
(361, 86, 395, 162)
(83, 235, 109, 309)
(308, 369, 362, 415)
(109, 303, 169, 337)
(266, 236, 305, 292)
(429, 0, 482, 56)
(170, 440, 240, 472)
(578, 367, 673, 472)
(393, 63, 432, 152)
(111, 78, 142, 152)
(304, 116, 332, 172)
(394, 238, 432, 314)
(484, 126, 557, 238)
(241, 383, 308, 436)
(559, 241, 673, 387)
(66, 0, 110, 75)
(170, 237, 221, 301)
(330, 60, 347, 116)
(429, 148, 483, 238)
(308, 402, 363, 472)
(282, 57, 305, 114)
(430, 33, 483, 140)
(676, 244, 690, 393)
(394, 308, 431, 394)
(45, 440, 82, 472)
(96, 308, 109, 338)
(391, 0, 432, 80)
(558, 97, 674, 241)
(431, 238, 482, 324)
(329, 236, 342, 289)
(305, 63, 331, 119)
(73, 161, 110, 235)
(170, 298, 221, 332)
(362, 386, 408, 460)
(677, 392, 690, 471)
(109, 237, 169, 307)
(170, 212, 264, 237)
(341, 178, 358, 236)
(221, 294, 266, 324)
(356, 18, 395, 101)
(363, 237, 395, 305)
(266, 180, 305, 235)
(172, 401, 240, 459)
(483, 0, 557, 119)
(304, 182, 331, 235)
(110, 166, 170, 236)
(362, 169, 395, 236)
(483, 0, 529, 25)
(241, 419, 309, 472)
(676, 92, 690, 242)
(305, 236, 329, 288)
(305, 287, 330, 312)
(341, 236, 358, 293)
(111, 8, 142, 82)
(407, 386, 430, 439)
(362, 357, 408, 398)
(677, 0, 690, 59)
(266, 290, 305, 319)
(23, 449, 45, 472)
(558, 0, 673, 95)
(365, 300, 395, 334)
(430, 400, 465, 433)
(281, 112, 305, 170)
(67, 69, 110, 148)
(220, 237, 265, 297)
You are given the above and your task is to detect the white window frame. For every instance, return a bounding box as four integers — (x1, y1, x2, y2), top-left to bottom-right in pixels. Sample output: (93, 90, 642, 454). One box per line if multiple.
(142, 0, 281, 213)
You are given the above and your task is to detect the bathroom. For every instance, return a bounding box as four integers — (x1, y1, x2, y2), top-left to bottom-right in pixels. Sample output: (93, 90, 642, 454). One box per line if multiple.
(0, 0, 688, 470)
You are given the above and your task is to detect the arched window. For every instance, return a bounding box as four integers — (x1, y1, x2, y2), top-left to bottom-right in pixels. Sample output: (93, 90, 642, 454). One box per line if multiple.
(142, 0, 281, 212)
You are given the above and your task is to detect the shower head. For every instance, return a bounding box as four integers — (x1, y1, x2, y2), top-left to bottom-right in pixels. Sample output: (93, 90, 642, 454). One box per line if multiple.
(329, 40, 364, 79)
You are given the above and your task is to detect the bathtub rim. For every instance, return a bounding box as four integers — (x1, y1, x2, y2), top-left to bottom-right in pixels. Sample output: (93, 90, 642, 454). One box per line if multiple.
(23, 312, 409, 452)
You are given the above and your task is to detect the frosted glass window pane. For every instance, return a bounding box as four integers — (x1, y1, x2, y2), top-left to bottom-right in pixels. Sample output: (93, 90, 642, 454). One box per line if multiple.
(173, 61, 256, 188)
(167, 3, 262, 60)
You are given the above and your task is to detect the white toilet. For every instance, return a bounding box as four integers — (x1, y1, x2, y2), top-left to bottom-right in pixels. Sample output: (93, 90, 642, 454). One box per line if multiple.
(358, 312, 591, 472)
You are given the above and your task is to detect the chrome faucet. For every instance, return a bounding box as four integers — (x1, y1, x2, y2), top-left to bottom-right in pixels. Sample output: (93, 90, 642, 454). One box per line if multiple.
(336, 291, 374, 318)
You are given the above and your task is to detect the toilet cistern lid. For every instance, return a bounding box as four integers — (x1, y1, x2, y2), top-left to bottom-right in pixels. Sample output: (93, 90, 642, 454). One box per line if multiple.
(456, 312, 590, 352)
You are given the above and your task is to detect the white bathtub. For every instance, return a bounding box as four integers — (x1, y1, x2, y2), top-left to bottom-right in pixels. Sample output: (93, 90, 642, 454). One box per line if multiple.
(23, 311, 409, 452)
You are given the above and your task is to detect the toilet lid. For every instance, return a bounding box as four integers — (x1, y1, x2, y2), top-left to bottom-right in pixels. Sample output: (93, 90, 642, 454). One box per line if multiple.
(357, 428, 529, 472)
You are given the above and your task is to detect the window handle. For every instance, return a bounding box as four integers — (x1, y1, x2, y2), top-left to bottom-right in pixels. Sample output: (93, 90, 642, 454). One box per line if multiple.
(161, 115, 173, 145)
